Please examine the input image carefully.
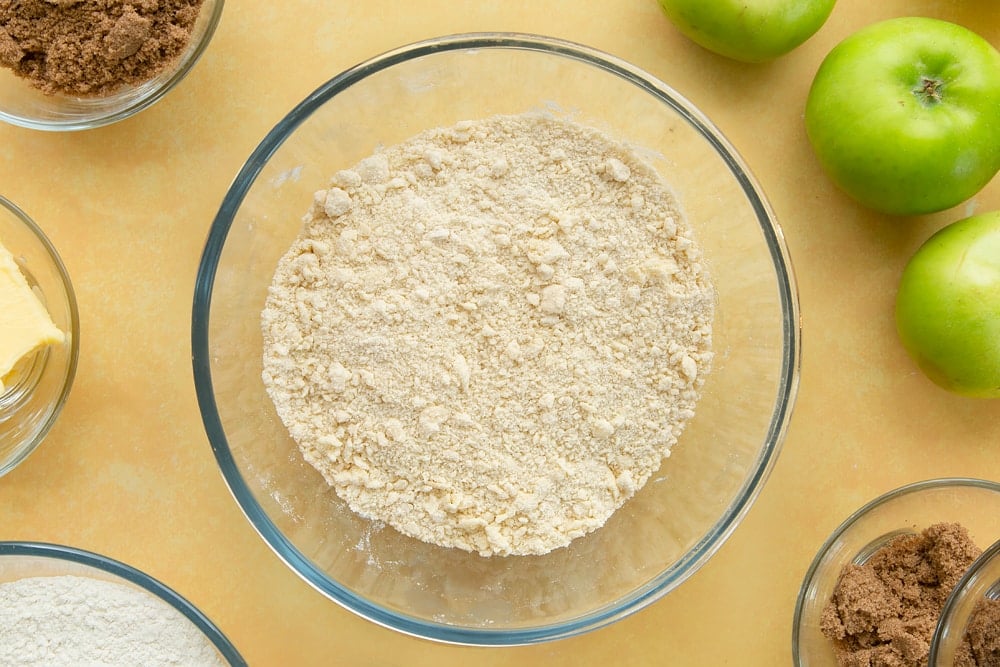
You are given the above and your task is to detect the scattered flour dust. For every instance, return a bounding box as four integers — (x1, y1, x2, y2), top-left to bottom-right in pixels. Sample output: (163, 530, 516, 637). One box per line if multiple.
(261, 113, 715, 557)
(0, 575, 225, 666)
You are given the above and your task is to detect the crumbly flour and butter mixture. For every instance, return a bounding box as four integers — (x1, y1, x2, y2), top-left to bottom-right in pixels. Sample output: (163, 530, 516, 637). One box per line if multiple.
(262, 113, 714, 557)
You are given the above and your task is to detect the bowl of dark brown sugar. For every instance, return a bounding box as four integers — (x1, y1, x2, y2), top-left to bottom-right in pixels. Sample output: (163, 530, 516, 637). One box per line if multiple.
(794, 478, 1000, 667)
(193, 33, 801, 645)
(0, 0, 223, 131)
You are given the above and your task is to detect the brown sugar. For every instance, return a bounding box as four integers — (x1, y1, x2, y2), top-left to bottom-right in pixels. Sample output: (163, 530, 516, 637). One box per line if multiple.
(821, 522, 983, 667)
(955, 598, 1000, 667)
(0, 0, 206, 96)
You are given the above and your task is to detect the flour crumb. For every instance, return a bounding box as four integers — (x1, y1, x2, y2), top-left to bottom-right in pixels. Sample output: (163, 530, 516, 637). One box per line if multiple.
(262, 113, 714, 557)
(320, 187, 352, 218)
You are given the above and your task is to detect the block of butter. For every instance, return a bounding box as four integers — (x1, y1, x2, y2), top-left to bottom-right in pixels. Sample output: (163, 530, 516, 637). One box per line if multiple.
(0, 240, 64, 394)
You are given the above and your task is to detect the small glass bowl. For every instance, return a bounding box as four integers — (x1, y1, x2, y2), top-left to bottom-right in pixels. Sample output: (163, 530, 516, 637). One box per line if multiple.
(0, 542, 245, 665)
(0, 196, 78, 478)
(930, 537, 1000, 665)
(0, 0, 223, 131)
(793, 478, 1000, 666)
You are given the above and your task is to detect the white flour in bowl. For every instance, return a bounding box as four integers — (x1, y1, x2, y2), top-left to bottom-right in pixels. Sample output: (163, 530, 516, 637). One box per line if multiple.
(262, 113, 714, 557)
(0, 574, 225, 666)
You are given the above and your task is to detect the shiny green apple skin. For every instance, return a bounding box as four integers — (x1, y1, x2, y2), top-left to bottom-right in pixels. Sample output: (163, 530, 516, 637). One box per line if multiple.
(805, 17, 1000, 216)
(656, 0, 837, 63)
(895, 211, 1000, 398)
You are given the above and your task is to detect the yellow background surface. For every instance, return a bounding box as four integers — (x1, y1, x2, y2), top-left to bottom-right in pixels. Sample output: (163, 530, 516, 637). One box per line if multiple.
(2, 1, 1000, 664)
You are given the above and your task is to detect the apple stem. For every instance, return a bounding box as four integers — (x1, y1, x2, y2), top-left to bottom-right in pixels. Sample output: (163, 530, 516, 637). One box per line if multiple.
(914, 77, 944, 106)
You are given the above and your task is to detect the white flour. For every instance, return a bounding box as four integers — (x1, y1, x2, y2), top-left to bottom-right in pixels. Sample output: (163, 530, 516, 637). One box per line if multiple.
(0, 575, 225, 666)
(262, 113, 714, 557)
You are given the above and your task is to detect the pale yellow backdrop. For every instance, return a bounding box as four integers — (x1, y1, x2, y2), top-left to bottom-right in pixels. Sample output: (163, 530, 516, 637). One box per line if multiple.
(2, 1, 999, 665)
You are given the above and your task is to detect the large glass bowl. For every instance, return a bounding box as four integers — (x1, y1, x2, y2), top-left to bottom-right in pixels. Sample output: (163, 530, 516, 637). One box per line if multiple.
(0, 196, 78, 478)
(0, 542, 245, 665)
(192, 33, 800, 645)
(0, 0, 223, 131)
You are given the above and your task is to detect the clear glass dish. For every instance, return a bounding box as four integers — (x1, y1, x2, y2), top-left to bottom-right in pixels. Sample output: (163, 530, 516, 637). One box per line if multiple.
(0, 542, 245, 665)
(0, 196, 78, 478)
(930, 536, 1000, 665)
(0, 0, 223, 131)
(192, 33, 800, 645)
(793, 478, 1000, 666)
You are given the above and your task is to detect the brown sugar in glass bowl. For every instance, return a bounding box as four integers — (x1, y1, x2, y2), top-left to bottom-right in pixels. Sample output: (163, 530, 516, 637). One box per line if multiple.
(793, 478, 1000, 666)
(820, 522, 982, 666)
(0, 0, 223, 130)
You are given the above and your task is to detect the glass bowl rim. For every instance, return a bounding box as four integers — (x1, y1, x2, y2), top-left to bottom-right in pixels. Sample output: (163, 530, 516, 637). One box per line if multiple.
(0, 194, 80, 478)
(0, 0, 225, 132)
(191, 31, 801, 646)
(929, 532, 1000, 663)
(0, 541, 246, 665)
(791, 476, 1000, 663)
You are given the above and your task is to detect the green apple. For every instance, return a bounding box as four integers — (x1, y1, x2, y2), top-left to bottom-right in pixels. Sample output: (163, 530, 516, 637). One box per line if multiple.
(805, 17, 1000, 216)
(655, 0, 837, 63)
(895, 211, 1000, 398)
